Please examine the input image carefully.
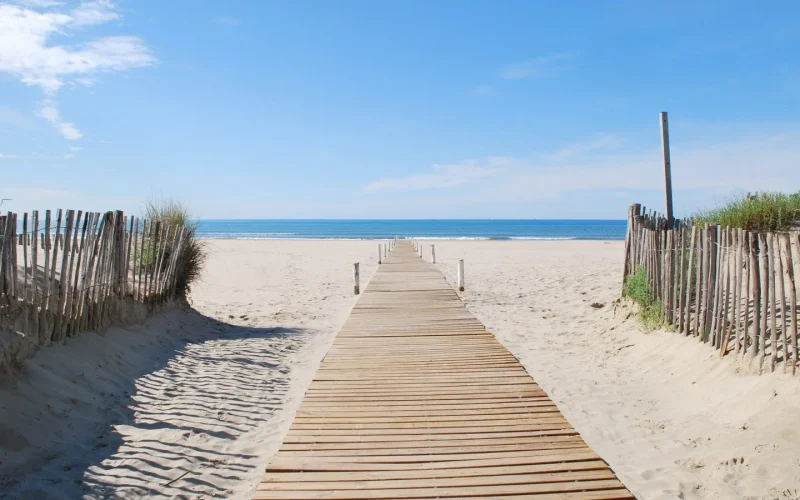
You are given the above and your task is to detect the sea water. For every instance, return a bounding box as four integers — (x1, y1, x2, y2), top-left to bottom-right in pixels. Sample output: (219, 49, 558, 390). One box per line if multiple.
(195, 219, 626, 240)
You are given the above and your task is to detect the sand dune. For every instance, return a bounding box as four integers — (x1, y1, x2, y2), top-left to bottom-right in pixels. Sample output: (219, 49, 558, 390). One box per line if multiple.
(2, 239, 799, 499)
(1, 240, 377, 499)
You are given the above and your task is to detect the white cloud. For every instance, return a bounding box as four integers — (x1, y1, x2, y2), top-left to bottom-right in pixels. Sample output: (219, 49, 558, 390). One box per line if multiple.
(364, 158, 509, 193)
(70, 0, 118, 26)
(0, 1, 155, 140)
(471, 84, 494, 96)
(14, 0, 64, 7)
(36, 100, 82, 140)
(69, 145, 82, 151)
(499, 53, 576, 80)
(215, 16, 239, 26)
(362, 127, 800, 207)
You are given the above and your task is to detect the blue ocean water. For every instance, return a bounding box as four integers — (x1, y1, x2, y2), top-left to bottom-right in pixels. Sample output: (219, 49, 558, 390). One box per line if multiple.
(195, 220, 626, 241)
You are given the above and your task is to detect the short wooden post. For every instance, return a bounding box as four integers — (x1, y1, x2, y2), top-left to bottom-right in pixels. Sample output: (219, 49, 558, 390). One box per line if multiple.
(431, 244, 436, 264)
(377, 244, 382, 264)
(353, 263, 360, 295)
(384, 243, 387, 259)
(418, 244, 422, 258)
(457, 259, 465, 291)
(660, 112, 674, 227)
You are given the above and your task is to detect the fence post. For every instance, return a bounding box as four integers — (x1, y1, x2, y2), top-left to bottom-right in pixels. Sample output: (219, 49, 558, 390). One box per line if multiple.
(431, 244, 436, 264)
(353, 263, 360, 295)
(622, 203, 641, 292)
(377, 244, 382, 264)
(660, 112, 674, 228)
(457, 259, 465, 291)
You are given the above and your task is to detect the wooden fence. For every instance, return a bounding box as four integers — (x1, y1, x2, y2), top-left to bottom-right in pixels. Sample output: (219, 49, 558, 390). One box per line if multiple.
(622, 204, 800, 373)
(0, 209, 191, 345)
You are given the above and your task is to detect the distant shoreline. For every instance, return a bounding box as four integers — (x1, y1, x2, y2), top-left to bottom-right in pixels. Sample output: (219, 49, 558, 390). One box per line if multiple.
(195, 219, 627, 241)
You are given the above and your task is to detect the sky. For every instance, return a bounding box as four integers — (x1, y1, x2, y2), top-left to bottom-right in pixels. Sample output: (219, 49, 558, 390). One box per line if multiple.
(1, 0, 799, 220)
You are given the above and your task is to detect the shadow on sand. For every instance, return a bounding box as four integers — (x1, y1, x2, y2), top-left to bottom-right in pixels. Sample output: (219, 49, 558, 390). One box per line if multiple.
(4, 308, 309, 499)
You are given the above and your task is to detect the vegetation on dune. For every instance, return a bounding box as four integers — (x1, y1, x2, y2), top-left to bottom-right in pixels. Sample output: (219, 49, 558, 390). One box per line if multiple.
(623, 266, 663, 330)
(694, 191, 800, 232)
(144, 198, 206, 297)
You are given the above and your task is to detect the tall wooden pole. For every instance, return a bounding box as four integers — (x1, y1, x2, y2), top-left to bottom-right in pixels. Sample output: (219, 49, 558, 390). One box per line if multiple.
(660, 111, 674, 228)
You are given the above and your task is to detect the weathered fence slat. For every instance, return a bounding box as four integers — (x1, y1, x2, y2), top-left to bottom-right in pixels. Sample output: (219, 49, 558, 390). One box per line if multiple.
(767, 233, 778, 372)
(622, 203, 799, 374)
(787, 235, 798, 375)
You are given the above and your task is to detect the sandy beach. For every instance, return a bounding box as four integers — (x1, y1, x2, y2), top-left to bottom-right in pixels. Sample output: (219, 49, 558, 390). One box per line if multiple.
(2, 239, 800, 499)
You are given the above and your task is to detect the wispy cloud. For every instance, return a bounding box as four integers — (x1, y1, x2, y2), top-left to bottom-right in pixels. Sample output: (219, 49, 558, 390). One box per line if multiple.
(215, 16, 239, 26)
(36, 100, 82, 140)
(471, 84, 494, 96)
(0, 1, 156, 140)
(499, 53, 576, 80)
(14, 0, 64, 7)
(362, 126, 800, 209)
(363, 158, 510, 193)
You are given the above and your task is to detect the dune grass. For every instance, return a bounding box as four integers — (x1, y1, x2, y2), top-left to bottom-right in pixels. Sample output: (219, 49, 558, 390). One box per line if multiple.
(694, 192, 800, 232)
(144, 198, 206, 297)
(623, 266, 663, 330)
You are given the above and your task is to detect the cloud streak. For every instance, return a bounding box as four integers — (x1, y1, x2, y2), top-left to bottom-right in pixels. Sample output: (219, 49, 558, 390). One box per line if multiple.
(0, 1, 156, 139)
(364, 159, 508, 193)
(471, 84, 494, 96)
(499, 53, 576, 80)
(362, 127, 800, 210)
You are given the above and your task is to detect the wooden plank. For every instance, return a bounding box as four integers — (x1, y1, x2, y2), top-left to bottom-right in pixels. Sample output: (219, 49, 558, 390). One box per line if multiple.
(252, 480, 630, 499)
(47, 209, 63, 320)
(749, 232, 760, 361)
(125, 215, 134, 296)
(677, 224, 686, 333)
(759, 233, 769, 369)
(138, 220, 148, 300)
(777, 234, 789, 372)
(692, 226, 704, 337)
(67, 212, 89, 336)
(768, 233, 778, 372)
(22, 212, 29, 301)
(267, 450, 600, 471)
(10, 214, 17, 299)
(785, 234, 798, 375)
(259, 470, 617, 490)
(41, 210, 52, 313)
(685, 225, 697, 335)
(255, 241, 631, 498)
(734, 229, 743, 355)
(53, 209, 75, 341)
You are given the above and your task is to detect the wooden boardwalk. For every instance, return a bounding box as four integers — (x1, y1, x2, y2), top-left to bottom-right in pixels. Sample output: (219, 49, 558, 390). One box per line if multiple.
(254, 241, 632, 499)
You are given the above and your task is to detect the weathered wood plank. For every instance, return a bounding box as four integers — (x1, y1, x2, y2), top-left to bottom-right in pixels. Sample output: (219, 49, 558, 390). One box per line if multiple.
(255, 240, 631, 498)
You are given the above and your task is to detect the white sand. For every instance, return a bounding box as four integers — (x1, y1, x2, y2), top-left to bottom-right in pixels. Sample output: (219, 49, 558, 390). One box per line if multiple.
(1, 240, 378, 499)
(2, 238, 799, 499)
(425, 239, 800, 500)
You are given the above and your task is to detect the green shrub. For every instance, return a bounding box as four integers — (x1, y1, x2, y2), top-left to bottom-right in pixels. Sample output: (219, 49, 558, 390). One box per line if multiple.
(623, 266, 663, 330)
(694, 191, 800, 232)
(144, 198, 206, 297)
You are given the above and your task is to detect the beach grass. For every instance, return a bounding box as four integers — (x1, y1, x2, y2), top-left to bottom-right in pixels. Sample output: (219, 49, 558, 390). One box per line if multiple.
(623, 266, 663, 330)
(694, 191, 800, 232)
(144, 198, 206, 296)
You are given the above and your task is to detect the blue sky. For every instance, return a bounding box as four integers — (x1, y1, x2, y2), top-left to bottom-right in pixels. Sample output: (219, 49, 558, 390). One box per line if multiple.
(1, 0, 799, 219)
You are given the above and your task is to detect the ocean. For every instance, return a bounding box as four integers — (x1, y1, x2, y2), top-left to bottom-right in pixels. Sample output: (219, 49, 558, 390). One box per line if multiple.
(195, 220, 626, 241)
